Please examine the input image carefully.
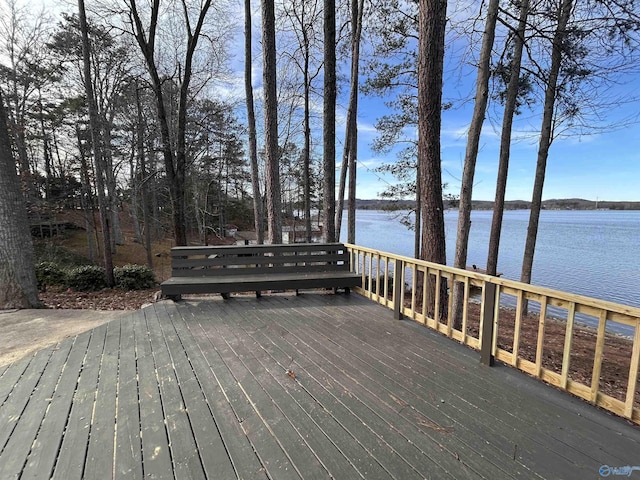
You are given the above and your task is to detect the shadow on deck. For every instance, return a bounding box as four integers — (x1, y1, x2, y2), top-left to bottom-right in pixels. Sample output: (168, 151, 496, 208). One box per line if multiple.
(1, 293, 639, 479)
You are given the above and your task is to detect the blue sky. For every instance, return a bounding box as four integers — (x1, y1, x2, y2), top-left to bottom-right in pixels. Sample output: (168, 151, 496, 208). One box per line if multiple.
(350, 80, 640, 202)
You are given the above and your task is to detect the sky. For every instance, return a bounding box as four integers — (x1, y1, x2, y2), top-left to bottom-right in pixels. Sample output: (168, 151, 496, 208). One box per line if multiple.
(20, 0, 640, 203)
(351, 88, 640, 202)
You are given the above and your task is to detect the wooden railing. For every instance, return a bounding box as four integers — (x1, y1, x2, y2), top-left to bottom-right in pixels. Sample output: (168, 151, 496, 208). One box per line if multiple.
(345, 243, 640, 424)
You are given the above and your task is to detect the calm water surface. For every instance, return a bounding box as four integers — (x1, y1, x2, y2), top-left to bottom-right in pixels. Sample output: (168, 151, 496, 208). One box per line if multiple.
(341, 209, 640, 312)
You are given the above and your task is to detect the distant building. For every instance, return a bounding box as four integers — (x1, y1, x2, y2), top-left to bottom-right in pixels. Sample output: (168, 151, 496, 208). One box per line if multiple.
(282, 224, 323, 244)
(234, 224, 323, 245)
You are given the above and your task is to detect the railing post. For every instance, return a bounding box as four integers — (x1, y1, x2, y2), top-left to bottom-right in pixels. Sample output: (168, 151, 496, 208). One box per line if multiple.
(394, 259, 404, 320)
(480, 281, 496, 366)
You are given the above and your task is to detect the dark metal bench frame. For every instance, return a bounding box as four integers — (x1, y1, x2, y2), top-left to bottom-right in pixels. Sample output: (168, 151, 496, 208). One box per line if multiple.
(161, 242, 361, 301)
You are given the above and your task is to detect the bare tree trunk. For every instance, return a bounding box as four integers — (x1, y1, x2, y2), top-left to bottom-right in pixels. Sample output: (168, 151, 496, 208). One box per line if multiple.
(323, 0, 336, 243)
(129, 149, 142, 244)
(76, 123, 96, 262)
(303, 57, 312, 243)
(418, 0, 448, 315)
(0, 90, 41, 308)
(335, 0, 364, 244)
(451, 0, 499, 328)
(103, 122, 123, 249)
(414, 163, 421, 259)
(487, 0, 530, 276)
(136, 89, 154, 268)
(262, 0, 282, 244)
(245, 0, 264, 244)
(521, 0, 573, 311)
(78, 0, 114, 286)
(127, 0, 212, 246)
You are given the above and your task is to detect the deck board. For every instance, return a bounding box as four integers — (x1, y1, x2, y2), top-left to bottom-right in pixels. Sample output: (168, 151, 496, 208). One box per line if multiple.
(52, 325, 107, 480)
(114, 314, 143, 479)
(21, 334, 91, 479)
(1, 293, 639, 479)
(320, 295, 640, 463)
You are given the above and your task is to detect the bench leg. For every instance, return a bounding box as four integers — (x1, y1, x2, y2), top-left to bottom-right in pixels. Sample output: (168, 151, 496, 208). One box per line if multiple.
(166, 294, 182, 301)
(221, 292, 230, 300)
(345, 287, 350, 295)
(256, 291, 262, 298)
(296, 289, 300, 296)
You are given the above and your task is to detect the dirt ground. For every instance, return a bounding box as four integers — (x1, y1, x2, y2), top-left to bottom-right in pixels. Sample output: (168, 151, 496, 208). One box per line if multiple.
(0, 308, 126, 367)
(0, 287, 160, 367)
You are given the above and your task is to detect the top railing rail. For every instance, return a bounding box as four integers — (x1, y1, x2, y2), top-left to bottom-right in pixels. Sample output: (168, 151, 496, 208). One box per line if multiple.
(345, 243, 640, 424)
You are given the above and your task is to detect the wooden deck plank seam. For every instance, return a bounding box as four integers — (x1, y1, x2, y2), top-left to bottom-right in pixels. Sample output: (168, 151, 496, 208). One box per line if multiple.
(210, 299, 458, 480)
(234, 298, 502, 480)
(171, 302, 290, 480)
(182, 304, 304, 480)
(161, 302, 271, 480)
(84, 319, 121, 478)
(135, 308, 174, 480)
(284, 296, 593, 467)
(316, 294, 640, 459)
(143, 305, 208, 479)
(51, 324, 109, 480)
(20, 333, 93, 479)
(206, 299, 434, 480)
(0, 338, 76, 479)
(0, 347, 56, 459)
(302, 294, 632, 464)
(113, 314, 144, 479)
(204, 300, 376, 480)
(194, 303, 327, 480)
(154, 302, 240, 479)
(264, 296, 544, 478)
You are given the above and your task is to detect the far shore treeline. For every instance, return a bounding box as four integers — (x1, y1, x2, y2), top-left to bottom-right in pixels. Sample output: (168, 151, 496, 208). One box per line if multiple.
(353, 198, 640, 211)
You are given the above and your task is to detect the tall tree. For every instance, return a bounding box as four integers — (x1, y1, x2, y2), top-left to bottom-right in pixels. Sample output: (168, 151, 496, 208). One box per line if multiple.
(486, 0, 530, 276)
(245, 0, 264, 244)
(125, 0, 213, 246)
(48, 13, 131, 249)
(78, 0, 114, 286)
(336, 0, 365, 244)
(262, 0, 282, 243)
(520, 0, 573, 295)
(0, 90, 41, 308)
(322, 0, 336, 242)
(281, 0, 323, 242)
(451, 0, 500, 327)
(418, 0, 447, 312)
(0, 0, 52, 200)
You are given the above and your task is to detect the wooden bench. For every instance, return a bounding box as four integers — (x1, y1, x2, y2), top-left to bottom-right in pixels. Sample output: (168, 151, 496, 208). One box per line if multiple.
(161, 242, 361, 301)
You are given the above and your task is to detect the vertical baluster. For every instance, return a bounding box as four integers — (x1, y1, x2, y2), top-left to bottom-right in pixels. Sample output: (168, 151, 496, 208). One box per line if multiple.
(535, 296, 548, 378)
(434, 271, 441, 326)
(560, 302, 576, 390)
(411, 263, 417, 316)
(590, 309, 607, 404)
(512, 290, 524, 366)
(461, 277, 470, 343)
(624, 321, 640, 419)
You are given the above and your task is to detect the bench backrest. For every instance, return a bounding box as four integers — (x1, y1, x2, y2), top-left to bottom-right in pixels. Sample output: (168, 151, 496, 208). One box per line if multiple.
(169, 243, 352, 277)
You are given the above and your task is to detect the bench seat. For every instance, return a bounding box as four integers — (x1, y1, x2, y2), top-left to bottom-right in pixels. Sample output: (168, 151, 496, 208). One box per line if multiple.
(161, 270, 361, 296)
(160, 242, 361, 300)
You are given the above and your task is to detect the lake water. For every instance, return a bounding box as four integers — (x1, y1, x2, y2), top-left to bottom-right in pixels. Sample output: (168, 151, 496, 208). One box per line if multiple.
(340, 209, 640, 316)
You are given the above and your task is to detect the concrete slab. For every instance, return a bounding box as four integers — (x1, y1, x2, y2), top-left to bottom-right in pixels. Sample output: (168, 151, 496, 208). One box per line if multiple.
(0, 309, 127, 366)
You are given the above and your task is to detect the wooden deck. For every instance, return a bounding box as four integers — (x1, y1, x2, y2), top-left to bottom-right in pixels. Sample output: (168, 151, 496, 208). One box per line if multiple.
(1, 293, 639, 479)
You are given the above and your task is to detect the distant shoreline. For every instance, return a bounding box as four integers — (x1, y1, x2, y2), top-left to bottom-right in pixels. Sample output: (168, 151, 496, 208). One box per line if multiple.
(352, 198, 640, 211)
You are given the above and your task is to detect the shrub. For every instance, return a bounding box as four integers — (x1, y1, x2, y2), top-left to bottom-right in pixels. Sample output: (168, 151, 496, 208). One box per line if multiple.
(33, 243, 90, 268)
(114, 264, 156, 290)
(35, 261, 67, 288)
(66, 265, 107, 292)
